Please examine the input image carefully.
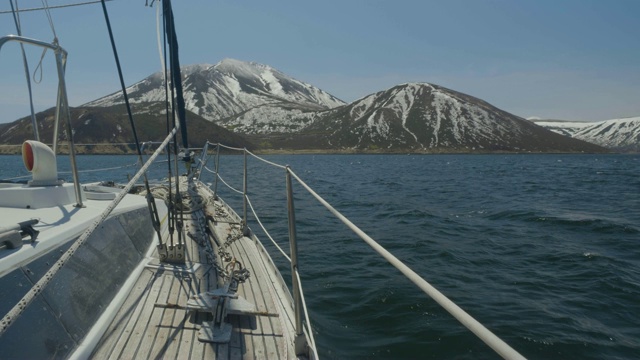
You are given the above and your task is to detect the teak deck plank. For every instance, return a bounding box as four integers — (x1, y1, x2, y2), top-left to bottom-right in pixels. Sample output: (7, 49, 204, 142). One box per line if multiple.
(91, 187, 298, 359)
(104, 270, 158, 359)
(92, 269, 155, 358)
(231, 239, 281, 359)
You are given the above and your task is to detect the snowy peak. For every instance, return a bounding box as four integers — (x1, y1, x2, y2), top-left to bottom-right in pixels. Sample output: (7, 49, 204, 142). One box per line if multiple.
(534, 117, 640, 151)
(325, 82, 528, 148)
(215, 58, 344, 109)
(85, 59, 346, 121)
(78, 61, 612, 152)
(303, 82, 605, 152)
(181, 63, 216, 76)
(214, 58, 269, 77)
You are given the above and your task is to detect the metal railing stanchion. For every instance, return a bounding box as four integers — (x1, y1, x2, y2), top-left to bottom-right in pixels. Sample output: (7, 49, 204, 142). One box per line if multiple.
(286, 167, 306, 355)
(197, 141, 209, 181)
(213, 143, 220, 199)
(242, 149, 248, 235)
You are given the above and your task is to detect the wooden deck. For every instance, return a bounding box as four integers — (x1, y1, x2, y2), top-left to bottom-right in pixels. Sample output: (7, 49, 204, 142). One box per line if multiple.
(91, 182, 299, 359)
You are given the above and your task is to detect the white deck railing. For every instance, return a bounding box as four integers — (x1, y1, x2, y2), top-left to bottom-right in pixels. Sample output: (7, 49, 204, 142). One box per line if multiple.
(200, 142, 526, 360)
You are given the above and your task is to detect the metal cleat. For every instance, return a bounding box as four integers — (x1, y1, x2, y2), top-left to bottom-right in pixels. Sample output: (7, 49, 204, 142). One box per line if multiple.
(187, 286, 256, 343)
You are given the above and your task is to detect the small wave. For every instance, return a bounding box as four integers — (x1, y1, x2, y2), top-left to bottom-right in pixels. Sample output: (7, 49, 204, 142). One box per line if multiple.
(540, 217, 638, 234)
(487, 209, 539, 221)
(583, 252, 600, 259)
(522, 336, 554, 346)
(487, 210, 638, 234)
(385, 208, 437, 220)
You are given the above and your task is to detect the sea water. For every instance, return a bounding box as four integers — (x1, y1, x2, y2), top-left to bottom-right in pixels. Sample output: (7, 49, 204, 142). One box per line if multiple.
(1, 153, 638, 359)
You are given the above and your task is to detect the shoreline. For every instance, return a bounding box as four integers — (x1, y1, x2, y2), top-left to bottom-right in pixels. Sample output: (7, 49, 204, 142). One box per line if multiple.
(0, 145, 621, 155)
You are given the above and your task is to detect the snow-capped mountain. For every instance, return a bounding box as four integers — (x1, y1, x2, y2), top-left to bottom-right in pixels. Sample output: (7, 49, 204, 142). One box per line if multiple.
(297, 83, 605, 152)
(533, 117, 640, 152)
(5, 60, 610, 153)
(529, 119, 593, 137)
(85, 58, 345, 130)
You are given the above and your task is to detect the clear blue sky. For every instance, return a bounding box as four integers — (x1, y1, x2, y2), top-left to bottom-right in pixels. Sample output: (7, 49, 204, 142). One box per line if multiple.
(1, 0, 639, 123)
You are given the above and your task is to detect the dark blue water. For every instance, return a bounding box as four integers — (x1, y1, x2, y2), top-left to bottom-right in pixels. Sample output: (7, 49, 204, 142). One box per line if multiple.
(2, 153, 639, 359)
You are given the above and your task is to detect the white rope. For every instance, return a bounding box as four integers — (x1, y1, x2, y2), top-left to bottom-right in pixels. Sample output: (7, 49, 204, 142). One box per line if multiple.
(215, 143, 245, 152)
(245, 149, 287, 170)
(203, 143, 287, 170)
(295, 269, 319, 360)
(59, 162, 138, 174)
(215, 173, 243, 195)
(155, 2, 165, 76)
(245, 196, 291, 263)
(31, 47, 47, 84)
(0, 125, 178, 338)
(1, 160, 138, 181)
(287, 168, 526, 360)
(202, 164, 217, 175)
(0, 174, 30, 181)
(28, 1, 57, 85)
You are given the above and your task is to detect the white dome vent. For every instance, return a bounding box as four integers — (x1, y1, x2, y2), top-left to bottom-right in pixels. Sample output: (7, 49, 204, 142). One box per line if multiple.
(22, 140, 63, 187)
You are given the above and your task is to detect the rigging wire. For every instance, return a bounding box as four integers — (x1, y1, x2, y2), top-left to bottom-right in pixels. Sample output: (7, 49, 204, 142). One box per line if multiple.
(9, 0, 39, 141)
(28, 0, 59, 86)
(0, 0, 111, 14)
(99, 0, 164, 247)
(40, 0, 58, 41)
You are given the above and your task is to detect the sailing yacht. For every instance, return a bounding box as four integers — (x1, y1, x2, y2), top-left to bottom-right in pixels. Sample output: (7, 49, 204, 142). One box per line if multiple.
(0, 1, 525, 359)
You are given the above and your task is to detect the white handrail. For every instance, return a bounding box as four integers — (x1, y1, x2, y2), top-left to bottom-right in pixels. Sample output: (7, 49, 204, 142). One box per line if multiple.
(286, 168, 526, 360)
(245, 149, 287, 169)
(213, 142, 245, 152)
(214, 171, 244, 195)
(200, 143, 526, 359)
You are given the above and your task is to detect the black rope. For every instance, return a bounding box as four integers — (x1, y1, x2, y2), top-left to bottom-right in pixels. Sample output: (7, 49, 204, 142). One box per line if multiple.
(161, 2, 176, 247)
(162, 0, 189, 152)
(100, 0, 163, 246)
(162, 0, 187, 248)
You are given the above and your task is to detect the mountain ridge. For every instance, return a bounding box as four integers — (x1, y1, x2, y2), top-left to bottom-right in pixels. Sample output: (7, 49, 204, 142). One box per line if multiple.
(85, 58, 345, 125)
(532, 117, 640, 152)
(0, 104, 252, 154)
(0, 59, 620, 153)
(293, 83, 605, 152)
